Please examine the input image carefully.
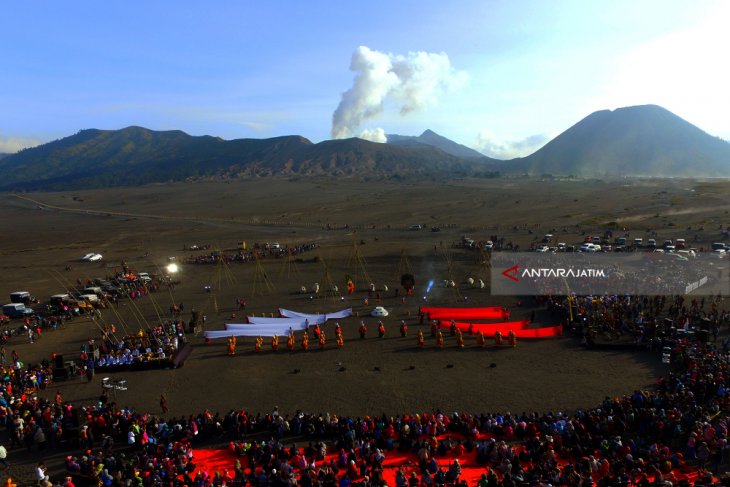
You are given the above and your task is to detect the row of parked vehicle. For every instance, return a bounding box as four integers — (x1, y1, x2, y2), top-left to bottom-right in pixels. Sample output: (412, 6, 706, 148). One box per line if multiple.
(1, 271, 157, 322)
(534, 233, 728, 258)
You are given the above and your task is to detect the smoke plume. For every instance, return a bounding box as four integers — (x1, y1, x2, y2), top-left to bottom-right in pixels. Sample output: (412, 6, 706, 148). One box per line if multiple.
(331, 46, 466, 141)
(358, 128, 387, 143)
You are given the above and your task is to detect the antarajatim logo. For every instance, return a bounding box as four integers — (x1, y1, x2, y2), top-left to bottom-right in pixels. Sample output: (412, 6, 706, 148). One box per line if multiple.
(501, 264, 519, 282)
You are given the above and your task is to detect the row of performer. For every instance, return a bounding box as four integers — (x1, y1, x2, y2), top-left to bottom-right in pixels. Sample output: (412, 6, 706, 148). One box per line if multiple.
(224, 322, 517, 356)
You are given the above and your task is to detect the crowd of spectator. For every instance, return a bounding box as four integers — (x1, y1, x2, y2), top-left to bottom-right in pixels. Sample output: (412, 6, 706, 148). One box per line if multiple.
(184, 243, 319, 265)
(0, 294, 728, 486)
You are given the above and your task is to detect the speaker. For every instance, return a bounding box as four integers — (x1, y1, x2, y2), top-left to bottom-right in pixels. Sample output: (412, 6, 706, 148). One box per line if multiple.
(53, 367, 69, 381)
(55, 355, 65, 369)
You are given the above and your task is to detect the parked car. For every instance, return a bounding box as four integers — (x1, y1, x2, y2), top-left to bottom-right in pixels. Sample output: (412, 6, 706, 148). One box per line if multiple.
(675, 238, 686, 249)
(646, 239, 657, 249)
(579, 243, 596, 252)
(10, 291, 33, 304)
(2, 302, 35, 318)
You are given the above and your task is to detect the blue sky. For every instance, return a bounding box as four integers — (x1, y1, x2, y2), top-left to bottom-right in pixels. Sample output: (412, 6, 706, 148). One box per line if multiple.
(1, 1, 728, 158)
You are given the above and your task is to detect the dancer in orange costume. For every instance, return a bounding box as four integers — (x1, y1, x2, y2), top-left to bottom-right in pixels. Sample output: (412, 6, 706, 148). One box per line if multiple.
(318, 330, 326, 350)
(301, 331, 309, 351)
(227, 336, 237, 356)
(476, 330, 486, 347)
(254, 336, 263, 352)
(417, 329, 425, 348)
(358, 321, 367, 339)
(336, 331, 344, 348)
(436, 330, 444, 349)
(287, 332, 295, 351)
(494, 330, 503, 347)
(271, 335, 279, 351)
(507, 330, 517, 348)
(455, 328, 464, 348)
(399, 320, 408, 337)
(378, 321, 385, 338)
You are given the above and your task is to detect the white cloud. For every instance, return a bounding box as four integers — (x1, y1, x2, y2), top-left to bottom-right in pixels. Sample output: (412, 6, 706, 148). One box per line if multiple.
(474, 132, 549, 159)
(331, 46, 467, 139)
(0, 134, 43, 154)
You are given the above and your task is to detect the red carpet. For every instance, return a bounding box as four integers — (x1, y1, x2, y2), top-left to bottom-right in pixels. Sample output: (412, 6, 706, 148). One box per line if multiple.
(421, 307, 510, 321)
(191, 436, 707, 486)
(438, 320, 530, 333)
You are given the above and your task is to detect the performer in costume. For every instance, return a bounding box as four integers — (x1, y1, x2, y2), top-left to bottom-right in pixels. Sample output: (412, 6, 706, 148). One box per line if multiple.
(476, 330, 486, 347)
(417, 329, 425, 348)
(359, 321, 367, 339)
(400, 320, 408, 337)
(271, 335, 279, 351)
(301, 331, 309, 351)
(378, 321, 385, 338)
(436, 330, 444, 349)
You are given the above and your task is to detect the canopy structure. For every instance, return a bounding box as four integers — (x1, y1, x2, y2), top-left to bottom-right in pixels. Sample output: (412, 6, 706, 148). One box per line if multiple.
(420, 306, 510, 321)
(278, 307, 353, 324)
(438, 320, 530, 334)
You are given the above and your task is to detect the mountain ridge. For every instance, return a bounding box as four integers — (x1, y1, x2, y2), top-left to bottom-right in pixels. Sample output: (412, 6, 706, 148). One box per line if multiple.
(386, 129, 487, 159)
(0, 126, 500, 190)
(2, 104, 728, 190)
(515, 104, 730, 176)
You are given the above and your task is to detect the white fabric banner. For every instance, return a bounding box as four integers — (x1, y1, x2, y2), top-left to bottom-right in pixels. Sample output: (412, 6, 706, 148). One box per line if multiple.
(226, 322, 307, 331)
(205, 328, 292, 339)
(246, 316, 309, 326)
(278, 307, 352, 324)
